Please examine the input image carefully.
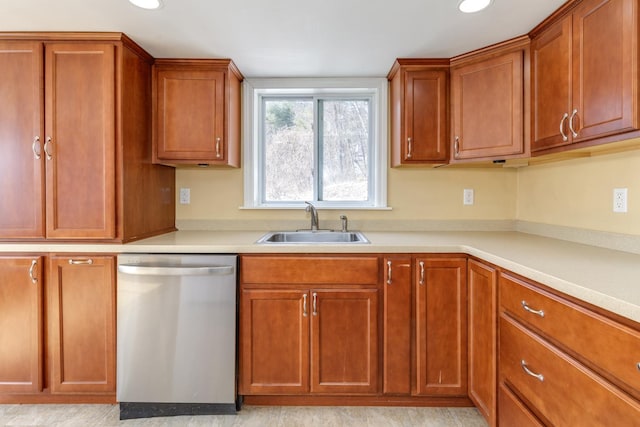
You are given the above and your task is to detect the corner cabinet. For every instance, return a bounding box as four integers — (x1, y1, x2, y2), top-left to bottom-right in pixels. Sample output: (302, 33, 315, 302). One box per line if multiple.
(0, 254, 116, 402)
(152, 59, 243, 167)
(450, 37, 530, 163)
(0, 34, 175, 242)
(388, 59, 449, 166)
(239, 255, 379, 396)
(531, 0, 639, 154)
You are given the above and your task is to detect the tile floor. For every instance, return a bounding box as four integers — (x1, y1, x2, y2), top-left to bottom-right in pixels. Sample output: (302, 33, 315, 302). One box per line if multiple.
(0, 404, 488, 426)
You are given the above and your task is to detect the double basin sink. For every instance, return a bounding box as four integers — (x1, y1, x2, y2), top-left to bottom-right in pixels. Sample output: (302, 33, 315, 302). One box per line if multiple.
(257, 230, 370, 244)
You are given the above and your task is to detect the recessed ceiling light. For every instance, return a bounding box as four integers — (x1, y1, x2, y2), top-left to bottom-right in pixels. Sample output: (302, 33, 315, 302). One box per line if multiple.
(458, 0, 493, 13)
(129, 0, 162, 10)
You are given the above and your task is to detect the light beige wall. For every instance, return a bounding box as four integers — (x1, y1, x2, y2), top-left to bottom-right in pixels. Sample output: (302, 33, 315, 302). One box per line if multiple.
(175, 166, 518, 226)
(517, 150, 640, 235)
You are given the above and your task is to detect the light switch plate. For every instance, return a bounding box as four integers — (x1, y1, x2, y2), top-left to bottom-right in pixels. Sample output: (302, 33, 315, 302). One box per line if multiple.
(463, 189, 474, 205)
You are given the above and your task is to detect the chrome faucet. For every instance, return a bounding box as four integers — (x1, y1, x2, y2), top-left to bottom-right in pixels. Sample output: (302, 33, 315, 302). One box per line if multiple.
(305, 201, 319, 231)
(340, 215, 348, 232)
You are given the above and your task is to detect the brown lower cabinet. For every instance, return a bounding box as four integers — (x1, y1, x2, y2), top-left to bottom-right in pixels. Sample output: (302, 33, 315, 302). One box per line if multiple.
(239, 255, 379, 396)
(0, 254, 115, 402)
(498, 272, 640, 425)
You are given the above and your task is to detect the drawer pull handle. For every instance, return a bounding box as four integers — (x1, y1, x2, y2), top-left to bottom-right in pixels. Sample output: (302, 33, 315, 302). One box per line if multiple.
(521, 360, 544, 382)
(68, 259, 93, 265)
(387, 260, 392, 285)
(569, 109, 579, 138)
(407, 137, 413, 159)
(302, 294, 308, 317)
(419, 261, 425, 286)
(637, 362, 640, 372)
(521, 300, 545, 317)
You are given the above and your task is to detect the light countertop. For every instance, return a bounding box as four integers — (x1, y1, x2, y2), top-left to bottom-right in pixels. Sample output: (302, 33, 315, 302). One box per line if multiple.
(1, 230, 639, 323)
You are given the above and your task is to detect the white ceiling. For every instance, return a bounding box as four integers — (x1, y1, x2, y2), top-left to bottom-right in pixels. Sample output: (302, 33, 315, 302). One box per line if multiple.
(1, 0, 566, 77)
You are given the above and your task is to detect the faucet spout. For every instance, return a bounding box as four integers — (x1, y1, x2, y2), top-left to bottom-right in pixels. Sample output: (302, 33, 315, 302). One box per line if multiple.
(305, 202, 319, 231)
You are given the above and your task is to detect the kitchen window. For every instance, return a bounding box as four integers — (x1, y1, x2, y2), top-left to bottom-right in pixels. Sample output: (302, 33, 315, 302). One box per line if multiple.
(243, 78, 387, 209)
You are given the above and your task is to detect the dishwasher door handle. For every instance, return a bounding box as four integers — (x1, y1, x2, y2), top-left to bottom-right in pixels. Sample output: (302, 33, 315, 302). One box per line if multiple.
(118, 264, 234, 276)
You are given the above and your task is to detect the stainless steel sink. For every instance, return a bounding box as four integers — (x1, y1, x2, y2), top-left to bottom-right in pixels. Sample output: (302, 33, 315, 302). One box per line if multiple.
(256, 230, 370, 244)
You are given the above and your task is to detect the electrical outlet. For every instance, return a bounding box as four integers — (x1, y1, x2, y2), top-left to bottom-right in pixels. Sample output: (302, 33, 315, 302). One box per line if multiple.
(613, 188, 627, 213)
(179, 188, 191, 205)
(463, 189, 474, 205)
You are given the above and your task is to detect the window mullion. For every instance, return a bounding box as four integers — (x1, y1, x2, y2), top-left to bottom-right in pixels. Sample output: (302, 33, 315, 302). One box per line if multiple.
(313, 97, 321, 203)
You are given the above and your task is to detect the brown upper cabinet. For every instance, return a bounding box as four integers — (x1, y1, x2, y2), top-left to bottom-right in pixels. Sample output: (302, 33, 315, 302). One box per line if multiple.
(531, 0, 639, 154)
(450, 37, 530, 162)
(388, 59, 449, 166)
(0, 34, 175, 242)
(153, 59, 243, 167)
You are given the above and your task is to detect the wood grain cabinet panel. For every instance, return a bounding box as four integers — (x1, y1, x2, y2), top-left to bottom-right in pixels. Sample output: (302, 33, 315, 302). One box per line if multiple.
(467, 260, 497, 426)
(450, 39, 529, 162)
(47, 255, 116, 394)
(382, 257, 412, 395)
(238, 255, 379, 397)
(531, 0, 638, 153)
(500, 272, 640, 400)
(311, 289, 378, 394)
(239, 289, 309, 395)
(44, 43, 116, 239)
(153, 59, 243, 166)
(0, 43, 44, 239)
(414, 257, 467, 396)
(0, 34, 176, 242)
(500, 315, 640, 425)
(0, 256, 43, 393)
(388, 60, 449, 166)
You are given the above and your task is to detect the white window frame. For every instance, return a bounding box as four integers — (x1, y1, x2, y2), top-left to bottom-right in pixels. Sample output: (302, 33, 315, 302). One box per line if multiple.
(243, 78, 388, 209)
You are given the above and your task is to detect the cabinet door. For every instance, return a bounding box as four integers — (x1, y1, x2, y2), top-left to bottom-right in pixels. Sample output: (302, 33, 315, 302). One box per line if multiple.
(0, 42, 45, 238)
(44, 43, 116, 239)
(468, 260, 497, 426)
(239, 289, 310, 395)
(311, 289, 378, 394)
(414, 257, 467, 396)
(403, 70, 448, 163)
(498, 383, 544, 427)
(383, 257, 412, 394)
(155, 69, 226, 162)
(531, 16, 573, 152)
(571, 0, 638, 142)
(0, 256, 43, 393)
(47, 255, 116, 394)
(451, 51, 525, 161)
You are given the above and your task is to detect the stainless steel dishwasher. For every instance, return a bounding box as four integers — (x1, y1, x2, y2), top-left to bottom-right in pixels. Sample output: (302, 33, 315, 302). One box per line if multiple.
(116, 254, 237, 420)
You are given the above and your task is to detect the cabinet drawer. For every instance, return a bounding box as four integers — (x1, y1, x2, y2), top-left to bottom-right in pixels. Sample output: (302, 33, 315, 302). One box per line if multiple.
(500, 273, 640, 396)
(241, 256, 379, 285)
(500, 315, 640, 426)
(498, 383, 543, 427)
